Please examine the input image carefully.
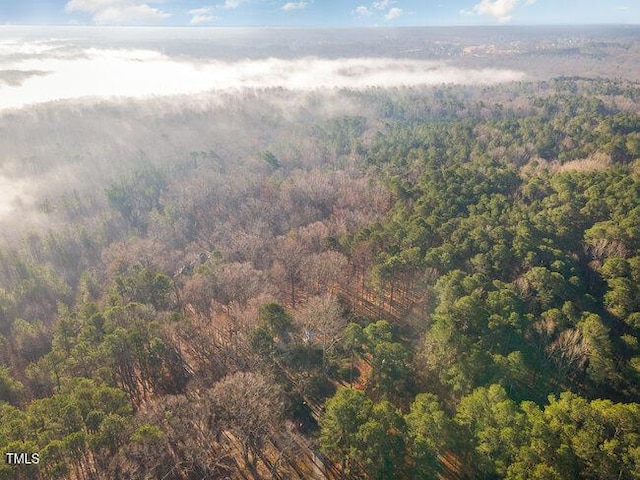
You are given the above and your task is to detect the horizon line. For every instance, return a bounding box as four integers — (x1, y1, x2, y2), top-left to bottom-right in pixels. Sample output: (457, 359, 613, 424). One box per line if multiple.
(2, 23, 640, 29)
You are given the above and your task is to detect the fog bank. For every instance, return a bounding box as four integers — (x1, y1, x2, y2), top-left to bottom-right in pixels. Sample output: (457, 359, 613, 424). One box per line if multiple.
(0, 37, 525, 110)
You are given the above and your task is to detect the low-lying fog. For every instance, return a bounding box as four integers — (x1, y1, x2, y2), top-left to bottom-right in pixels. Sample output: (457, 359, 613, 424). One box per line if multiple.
(0, 26, 532, 221)
(0, 32, 525, 110)
(1, 25, 638, 225)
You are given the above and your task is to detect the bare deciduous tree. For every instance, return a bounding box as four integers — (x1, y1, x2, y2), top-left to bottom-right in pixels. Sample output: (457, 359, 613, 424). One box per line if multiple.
(208, 371, 285, 479)
(295, 294, 347, 370)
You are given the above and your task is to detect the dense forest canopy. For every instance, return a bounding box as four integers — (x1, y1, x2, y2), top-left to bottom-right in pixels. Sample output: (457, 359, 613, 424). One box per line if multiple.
(1, 27, 640, 480)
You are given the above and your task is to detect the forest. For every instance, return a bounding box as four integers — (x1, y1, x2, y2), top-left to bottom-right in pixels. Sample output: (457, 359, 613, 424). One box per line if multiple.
(1, 75, 640, 479)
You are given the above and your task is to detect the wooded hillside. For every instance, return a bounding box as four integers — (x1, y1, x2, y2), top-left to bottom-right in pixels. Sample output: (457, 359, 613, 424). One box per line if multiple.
(1, 77, 639, 479)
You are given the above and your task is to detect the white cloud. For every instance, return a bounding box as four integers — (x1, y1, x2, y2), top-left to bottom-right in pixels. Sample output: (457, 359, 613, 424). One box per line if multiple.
(462, 0, 536, 23)
(372, 0, 393, 10)
(189, 6, 216, 24)
(281, 1, 309, 11)
(474, 0, 518, 22)
(385, 7, 403, 20)
(354, 6, 372, 17)
(219, 0, 248, 9)
(65, 0, 170, 25)
(358, 1, 402, 21)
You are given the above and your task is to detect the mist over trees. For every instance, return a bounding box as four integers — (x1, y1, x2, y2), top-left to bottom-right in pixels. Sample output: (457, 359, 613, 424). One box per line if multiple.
(1, 30, 640, 479)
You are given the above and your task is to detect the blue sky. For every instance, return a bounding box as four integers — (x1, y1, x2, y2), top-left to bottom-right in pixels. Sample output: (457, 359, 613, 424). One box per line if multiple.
(1, 1, 639, 27)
